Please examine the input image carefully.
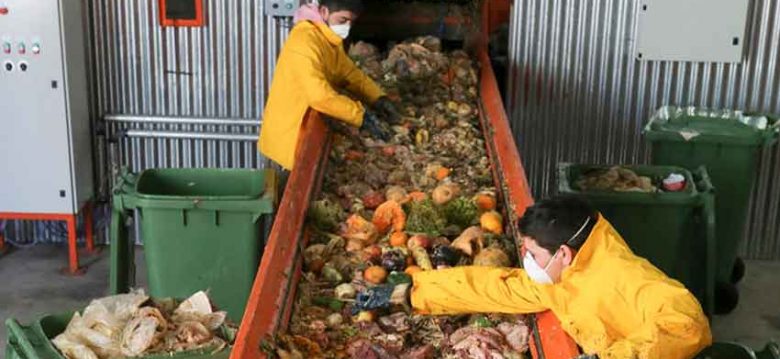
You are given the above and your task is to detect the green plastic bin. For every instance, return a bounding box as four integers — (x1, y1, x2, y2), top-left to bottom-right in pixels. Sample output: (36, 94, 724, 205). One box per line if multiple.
(558, 163, 716, 316)
(644, 106, 779, 313)
(111, 168, 277, 322)
(5, 314, 231, 359)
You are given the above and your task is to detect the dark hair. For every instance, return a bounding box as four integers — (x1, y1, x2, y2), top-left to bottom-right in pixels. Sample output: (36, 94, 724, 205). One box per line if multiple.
(518, 196, 598, 254)
(320, 0, 364, 14)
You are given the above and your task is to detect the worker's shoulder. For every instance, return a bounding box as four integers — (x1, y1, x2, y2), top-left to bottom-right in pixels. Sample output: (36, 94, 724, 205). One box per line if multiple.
(288, 22, 325, 43)
(607, 253, 687, 291)
(282, 22, 328, 55)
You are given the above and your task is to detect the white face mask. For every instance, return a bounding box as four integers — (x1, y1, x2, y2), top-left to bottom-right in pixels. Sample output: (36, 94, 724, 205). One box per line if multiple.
(522, 216, 593, 284)
(523, 250, 557, 284)
(329, 23, 351, 39)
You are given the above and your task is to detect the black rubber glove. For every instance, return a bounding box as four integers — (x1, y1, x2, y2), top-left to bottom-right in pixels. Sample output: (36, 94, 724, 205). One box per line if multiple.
(373, 96, 402, 125)
(361, 110, 391, 141)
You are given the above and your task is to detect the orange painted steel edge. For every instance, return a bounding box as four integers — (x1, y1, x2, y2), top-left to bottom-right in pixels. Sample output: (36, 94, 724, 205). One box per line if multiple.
(230, 112, 330, 359)
(480, 1, 580, 357)
(0, 201, 95, 274)
(0, 212, 78, 273)
(232, 76, 581, 359)
(85, 202, 95, 253)
(476, 51, 533, 219)
(536, 310, 581, 358)
(477, 43, 581, 359)
(231, 1, 581, 357)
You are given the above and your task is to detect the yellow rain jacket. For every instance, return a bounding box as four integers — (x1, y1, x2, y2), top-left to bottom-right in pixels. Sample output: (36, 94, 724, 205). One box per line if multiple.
(259, 21, 384, 170)
(412, 216, 712, 359)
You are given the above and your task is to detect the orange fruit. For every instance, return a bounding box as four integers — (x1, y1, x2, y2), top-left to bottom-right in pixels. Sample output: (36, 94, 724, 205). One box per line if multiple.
(434, 167, 451, 181)
(364, 266, 388, 284)
(480, 211, 503, 235)
(390, 232, 408, 247)
(474, 193, 497, 211)
(382, 146, 396, 157)
(408, 191, 427, 202)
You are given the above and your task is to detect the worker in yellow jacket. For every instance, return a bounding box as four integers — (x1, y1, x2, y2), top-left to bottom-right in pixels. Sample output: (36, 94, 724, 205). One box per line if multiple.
(412, 196, 712, 359)
(259, 0, 398, 170)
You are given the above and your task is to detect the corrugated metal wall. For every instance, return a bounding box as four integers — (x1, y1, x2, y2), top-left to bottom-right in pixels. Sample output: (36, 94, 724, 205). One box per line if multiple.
(95, 0, 289, 172)
(4, 0, 289, 246)
(7, 0, 779, 260)
(507, 0, 780, 259)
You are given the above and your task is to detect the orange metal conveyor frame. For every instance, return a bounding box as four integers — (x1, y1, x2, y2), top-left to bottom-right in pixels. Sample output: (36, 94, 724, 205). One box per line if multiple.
(231, 1, 581, 358)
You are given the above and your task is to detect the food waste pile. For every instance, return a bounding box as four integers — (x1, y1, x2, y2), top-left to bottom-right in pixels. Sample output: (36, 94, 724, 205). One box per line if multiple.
(576, 166, 692, 194)
(576, 167, 656, 193)
(272, 37, 530, 359)
(52, 291, 236, 358)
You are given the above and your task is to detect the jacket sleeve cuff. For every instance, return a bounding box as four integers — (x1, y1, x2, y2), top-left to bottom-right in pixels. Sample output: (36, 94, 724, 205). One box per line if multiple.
(364, 83, 385, 104)
(353, 105, 366, 127)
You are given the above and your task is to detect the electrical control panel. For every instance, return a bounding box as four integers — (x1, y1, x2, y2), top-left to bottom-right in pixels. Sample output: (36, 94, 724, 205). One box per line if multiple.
(265, 0, 301, 17)
(636, 0, 749, 62)
(0, 0, 93, 214)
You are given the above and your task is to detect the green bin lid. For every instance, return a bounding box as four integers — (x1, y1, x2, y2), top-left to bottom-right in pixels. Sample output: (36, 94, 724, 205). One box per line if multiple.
(644, 106, 779, 146)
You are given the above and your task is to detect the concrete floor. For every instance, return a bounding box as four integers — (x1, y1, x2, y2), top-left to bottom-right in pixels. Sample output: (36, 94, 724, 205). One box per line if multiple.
(0, 245, 147, 355)
(1, 245, 779, 355)
(710, 260, 780, 348)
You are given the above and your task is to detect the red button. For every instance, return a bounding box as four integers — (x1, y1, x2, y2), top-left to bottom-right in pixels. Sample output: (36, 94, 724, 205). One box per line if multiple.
(0, 7, 9, 15)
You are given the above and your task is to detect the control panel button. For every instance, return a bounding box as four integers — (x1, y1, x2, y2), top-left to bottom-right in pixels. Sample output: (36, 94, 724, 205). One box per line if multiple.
(265, 0, 297, 17)
(0, 6, 8, 16)
(32, 43, 40, 54)
(4, 61, 13, 72)
(18, 61, 27, 72)
(2, 42, 10, 54)
(17, 42, 25, 54)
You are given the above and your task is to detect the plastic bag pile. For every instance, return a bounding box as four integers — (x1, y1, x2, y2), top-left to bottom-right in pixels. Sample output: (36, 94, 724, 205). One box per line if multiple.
(52, 290, 235, 359)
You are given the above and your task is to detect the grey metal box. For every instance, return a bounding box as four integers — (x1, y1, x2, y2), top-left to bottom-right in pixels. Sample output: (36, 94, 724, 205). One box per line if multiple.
(265, 0, 301, 17)
(635, 0, 749, 63)
(0, 0, 93, 214)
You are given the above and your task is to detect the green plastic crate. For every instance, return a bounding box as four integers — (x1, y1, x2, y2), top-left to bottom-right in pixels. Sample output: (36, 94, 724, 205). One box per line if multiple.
(111, 168, 277, 323)
(644, 106, 779, 313)
(5, 314, 230, 359)
(557, 163, 716, 316)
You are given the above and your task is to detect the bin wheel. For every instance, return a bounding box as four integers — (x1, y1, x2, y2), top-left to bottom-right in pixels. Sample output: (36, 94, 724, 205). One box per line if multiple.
(731, 257, 746, 284)
(755, 341, 780, 359)
(714, 282, 740, 315)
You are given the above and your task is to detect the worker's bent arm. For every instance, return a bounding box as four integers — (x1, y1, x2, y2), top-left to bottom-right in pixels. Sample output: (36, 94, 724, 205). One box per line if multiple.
(338, 49, 384, 104)
(597, 284, 712, 359)
(289, 49, 366, 127)
(411, 267, 549, 315)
